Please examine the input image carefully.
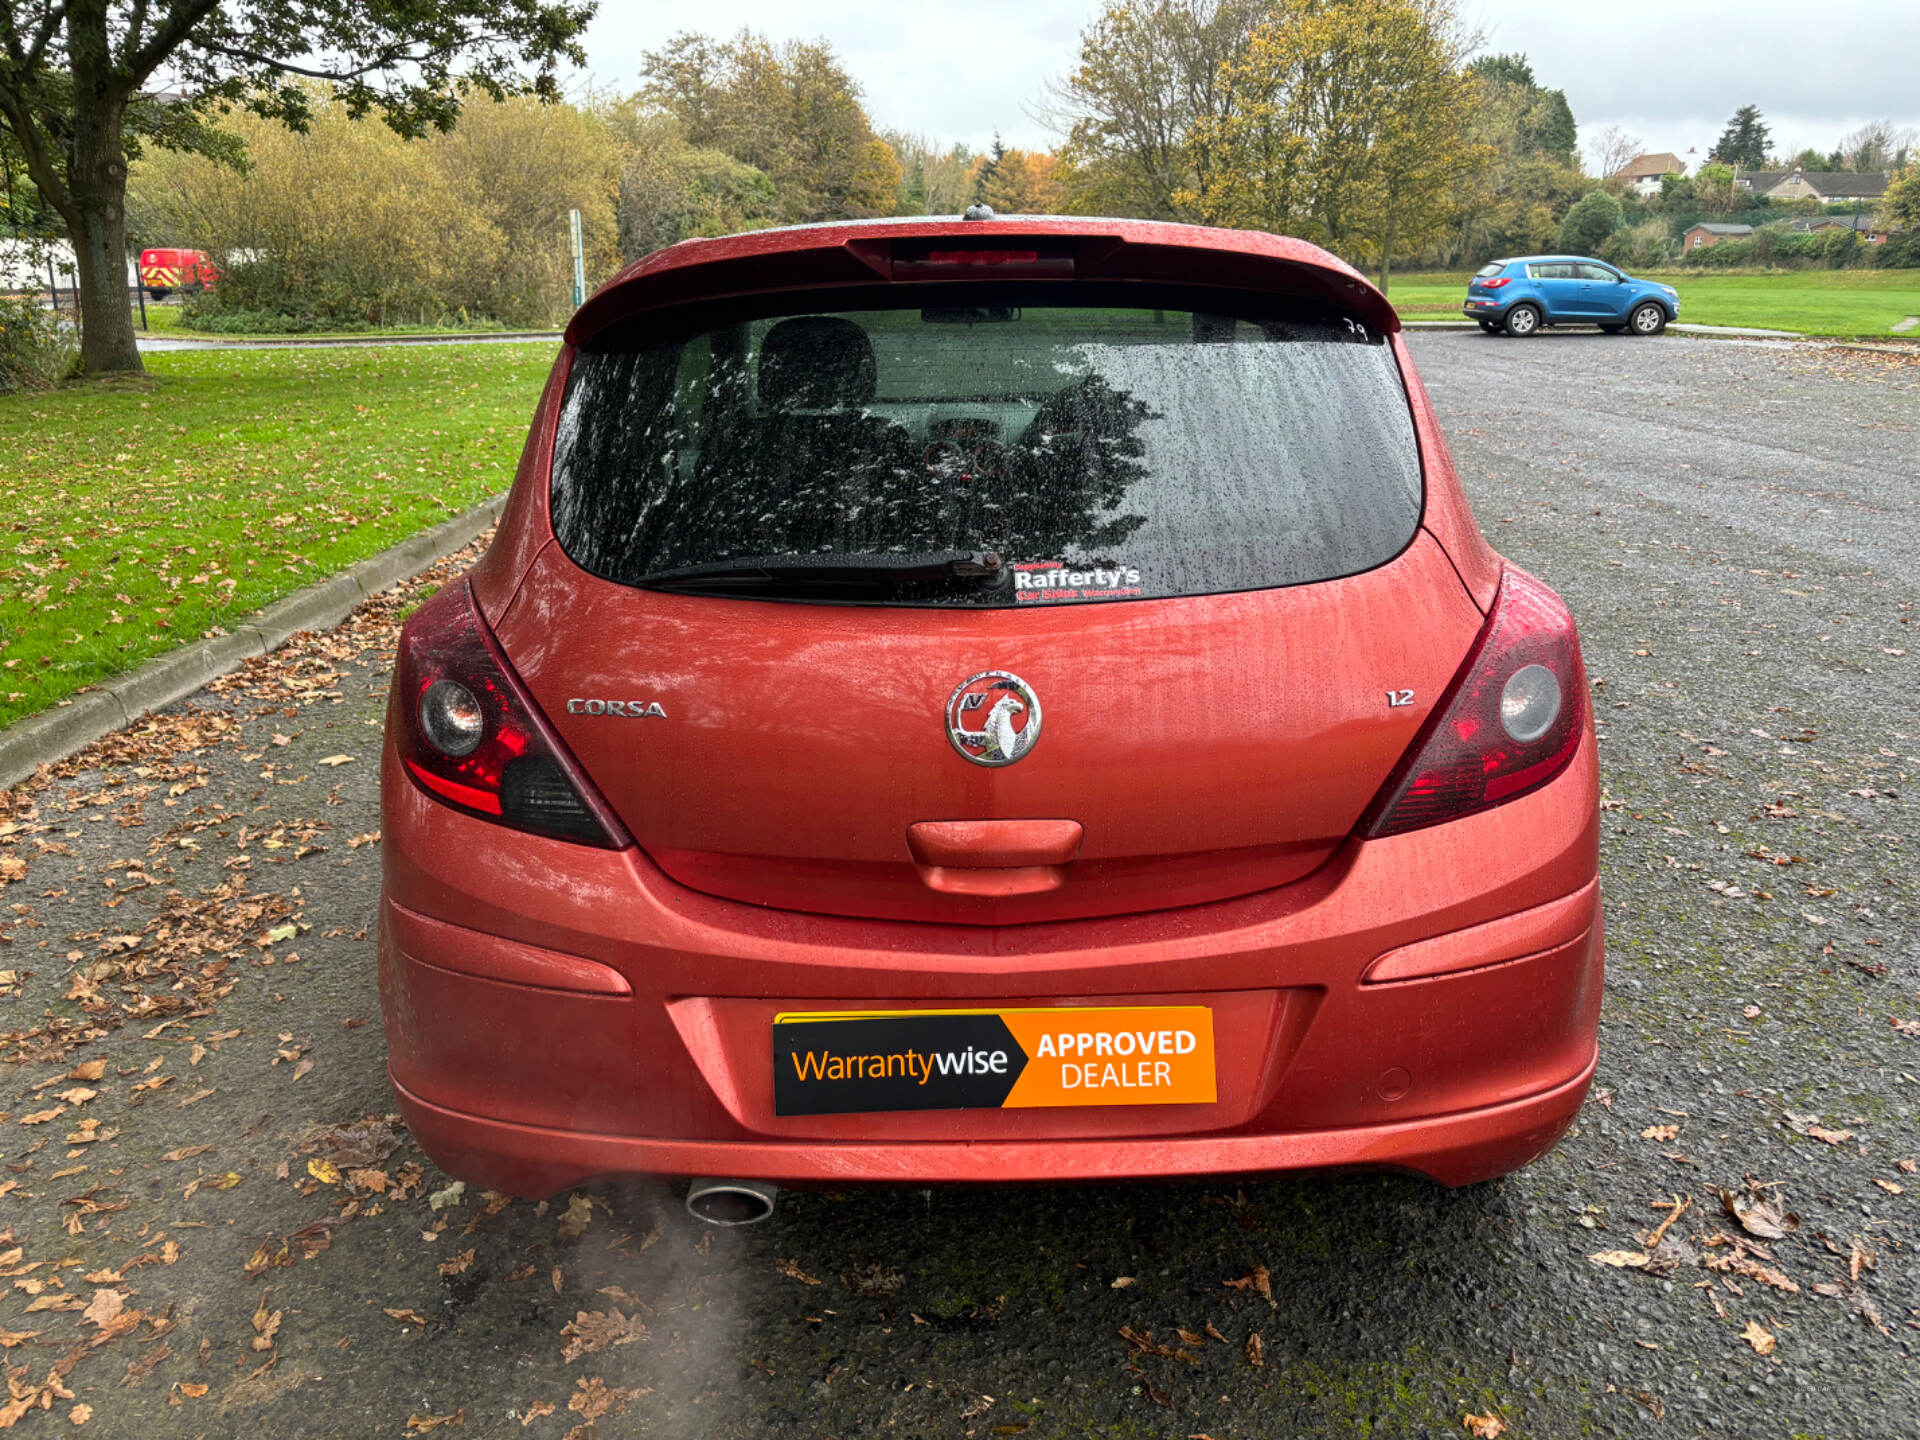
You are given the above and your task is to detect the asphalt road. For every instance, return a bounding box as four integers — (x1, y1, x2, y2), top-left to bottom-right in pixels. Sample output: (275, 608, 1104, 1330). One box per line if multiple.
(2, 332, 1916, 1440)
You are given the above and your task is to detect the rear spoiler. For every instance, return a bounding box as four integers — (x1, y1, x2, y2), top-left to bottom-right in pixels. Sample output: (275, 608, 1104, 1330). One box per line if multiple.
(566, 221, 1398, 345)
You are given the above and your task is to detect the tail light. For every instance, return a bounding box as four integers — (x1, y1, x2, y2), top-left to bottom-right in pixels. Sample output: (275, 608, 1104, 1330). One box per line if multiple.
(394, 581, 630, 849)
(1363, 569, 1587, 838)
(925, 249, 1039, 266)
(1480, 277, 1511, 288)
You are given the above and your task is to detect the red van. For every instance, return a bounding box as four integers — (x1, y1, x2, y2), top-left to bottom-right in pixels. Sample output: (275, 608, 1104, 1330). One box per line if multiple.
(138, 248, 218, 299)
(378, 215, 1603, 1223)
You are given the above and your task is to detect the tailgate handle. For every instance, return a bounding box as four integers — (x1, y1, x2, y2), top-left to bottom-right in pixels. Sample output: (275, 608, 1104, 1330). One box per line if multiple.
(906, 819, 1084, 869)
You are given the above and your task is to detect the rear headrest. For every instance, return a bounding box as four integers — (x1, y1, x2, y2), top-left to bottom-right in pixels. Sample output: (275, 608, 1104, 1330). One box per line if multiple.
(758, 316, 877, 410)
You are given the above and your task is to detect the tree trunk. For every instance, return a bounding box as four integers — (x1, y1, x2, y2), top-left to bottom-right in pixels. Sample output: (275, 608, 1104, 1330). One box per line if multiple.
(68, 0, 144, 375)
(68, 158, 143, 375)
(1376, 189, 1397, 296)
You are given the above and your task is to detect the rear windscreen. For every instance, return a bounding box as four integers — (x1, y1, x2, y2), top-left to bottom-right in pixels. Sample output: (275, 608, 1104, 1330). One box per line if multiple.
(549, 288, 1422, 606)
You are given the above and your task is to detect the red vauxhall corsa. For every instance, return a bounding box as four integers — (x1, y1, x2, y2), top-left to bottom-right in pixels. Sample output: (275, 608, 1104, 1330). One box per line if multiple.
(379, 215, 1602, 1223)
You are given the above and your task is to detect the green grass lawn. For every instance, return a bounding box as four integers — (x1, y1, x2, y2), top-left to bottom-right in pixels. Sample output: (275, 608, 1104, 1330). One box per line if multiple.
(0, 342, 556, 730)
(1386, 268, 1920, 337)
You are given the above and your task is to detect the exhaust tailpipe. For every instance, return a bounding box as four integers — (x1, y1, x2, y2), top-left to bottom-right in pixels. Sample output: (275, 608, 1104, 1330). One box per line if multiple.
(685, 1177, 778, 1226)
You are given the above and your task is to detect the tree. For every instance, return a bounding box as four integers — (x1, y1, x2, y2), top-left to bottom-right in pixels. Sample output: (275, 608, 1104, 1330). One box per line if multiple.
(1587, 124, 1642, 181)
(1051, 0, 1259, 218)
(1788, 147, 1832, 172)
(614, 113, 778, 259)
(1466, 52, 1574, 164)
(1689, 161, 1740, 216)
(1184, 0, 1485, 290)
(978, 146, 1061, 215)
(973, 133, 1008, 204)
(639, 31, 901, 225)
(885, 134, 976, 215)
(1879, 164, 1920, 232)
(0, 0, 593, 376)
(1708, 105, 1770, 170)
(129, 88, 621, 327)
(1837, 120, 1916, 173)
(1556, 188, 1620, 254)
(1446, 57, 1583, 266)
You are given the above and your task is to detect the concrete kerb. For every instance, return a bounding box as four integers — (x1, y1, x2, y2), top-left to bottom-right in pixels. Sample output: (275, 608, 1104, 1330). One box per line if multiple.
(0, 493, 507, 790)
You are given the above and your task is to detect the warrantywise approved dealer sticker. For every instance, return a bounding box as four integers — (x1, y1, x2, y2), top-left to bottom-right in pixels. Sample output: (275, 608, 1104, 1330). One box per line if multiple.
(772, 1007, 1216, 1116)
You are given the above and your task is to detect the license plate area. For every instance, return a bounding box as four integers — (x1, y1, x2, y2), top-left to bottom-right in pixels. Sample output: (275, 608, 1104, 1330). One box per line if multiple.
(773, 1006, 1216, 1116)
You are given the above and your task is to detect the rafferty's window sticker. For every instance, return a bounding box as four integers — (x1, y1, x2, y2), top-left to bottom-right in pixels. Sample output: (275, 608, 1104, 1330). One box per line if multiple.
(1013, 559, 1144, 604)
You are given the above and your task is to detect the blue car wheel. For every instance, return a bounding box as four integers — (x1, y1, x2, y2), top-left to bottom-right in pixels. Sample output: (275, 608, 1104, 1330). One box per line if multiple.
(1629, 301, 1667, 336)
(1503, 303, 1541, 337)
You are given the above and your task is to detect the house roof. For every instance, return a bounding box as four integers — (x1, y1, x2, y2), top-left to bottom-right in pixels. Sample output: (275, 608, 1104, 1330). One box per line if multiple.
(1787, 214, 1887, 233)
(1687, 223, 1753, 236)
(1796, 172, 1889, 198)
(1619, 152, 1684, 179)
(1736, 171, 1787, 191)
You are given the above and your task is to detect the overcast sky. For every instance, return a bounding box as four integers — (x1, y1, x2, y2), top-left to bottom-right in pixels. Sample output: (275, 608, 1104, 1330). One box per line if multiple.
(575, 0, 1919, 169)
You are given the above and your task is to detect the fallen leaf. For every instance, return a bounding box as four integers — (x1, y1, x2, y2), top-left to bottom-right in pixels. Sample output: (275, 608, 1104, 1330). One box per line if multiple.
(21, 1107, 67, 1126)
(307, 1158, 341, 1186)
(70, 1403, 93, 1425)
(251, 1296, 282, 1351)
(0, 1328, 41, 1347)
(775, 1257, 821, 1286)
(1740, 1320, 1775, 1355)
(318, 755, 355, 767)
(520, 1401, 556, 1426)
(173, 1382, 209, 1400)
(67, 1061, 107, 1083)
(437, 1249, 475, 1278)
(405, 1412, 464, 1433)
(384, 1308, 431, 1328)
(56, 1089, 97, 1107)
(1720, 1184, 1798, 1240)
(1110, 1276, 1135, 1290)
(429, 1179, 467, 1212)
(1589, 1250, 1651, 1269)
(556, 1193, 592, 1241)
(1245, 1331, 1264, 1367)
(82, 1289, 128, 1328)
(160, 1144, 215, 1163)
(1641, 1125, 1680, 1142)
(569, 1376, 644, 1422)
(560, 1308, 646, 1363)
(1873, 1179, 1903, 1195)
(1463, 1413, 1507, 1438)
(1222, 1265, 1273, 1306)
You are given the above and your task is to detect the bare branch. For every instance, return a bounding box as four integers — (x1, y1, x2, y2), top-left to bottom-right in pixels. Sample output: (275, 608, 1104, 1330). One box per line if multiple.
(123, 0, 223, 84)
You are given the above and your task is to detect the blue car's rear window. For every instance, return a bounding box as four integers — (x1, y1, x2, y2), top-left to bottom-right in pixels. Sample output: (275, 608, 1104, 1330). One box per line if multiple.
(550, 285, 1423, 607)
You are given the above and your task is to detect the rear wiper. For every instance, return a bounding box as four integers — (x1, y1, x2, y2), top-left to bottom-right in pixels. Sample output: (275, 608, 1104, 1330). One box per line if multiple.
(637, 550, 1006, 594)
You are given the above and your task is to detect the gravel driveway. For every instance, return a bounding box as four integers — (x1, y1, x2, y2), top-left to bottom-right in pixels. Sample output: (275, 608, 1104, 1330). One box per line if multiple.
(1, 332, 1915, 1439)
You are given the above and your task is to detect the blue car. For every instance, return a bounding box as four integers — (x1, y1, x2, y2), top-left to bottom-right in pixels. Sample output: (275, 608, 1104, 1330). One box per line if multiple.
(1463, 256, 1679, 337)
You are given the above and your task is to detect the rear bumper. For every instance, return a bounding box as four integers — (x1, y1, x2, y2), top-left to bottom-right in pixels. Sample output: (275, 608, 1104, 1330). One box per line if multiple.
(392, 1048, 1595, 1193)
(378, 725, 1604, 1196)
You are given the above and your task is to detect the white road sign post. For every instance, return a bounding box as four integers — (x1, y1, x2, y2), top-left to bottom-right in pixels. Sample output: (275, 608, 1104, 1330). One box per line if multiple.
(569, 209, 585, 310)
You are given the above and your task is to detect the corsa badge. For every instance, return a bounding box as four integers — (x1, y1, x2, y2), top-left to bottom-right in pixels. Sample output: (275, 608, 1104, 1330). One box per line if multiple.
(946, 671, 1041, 767)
